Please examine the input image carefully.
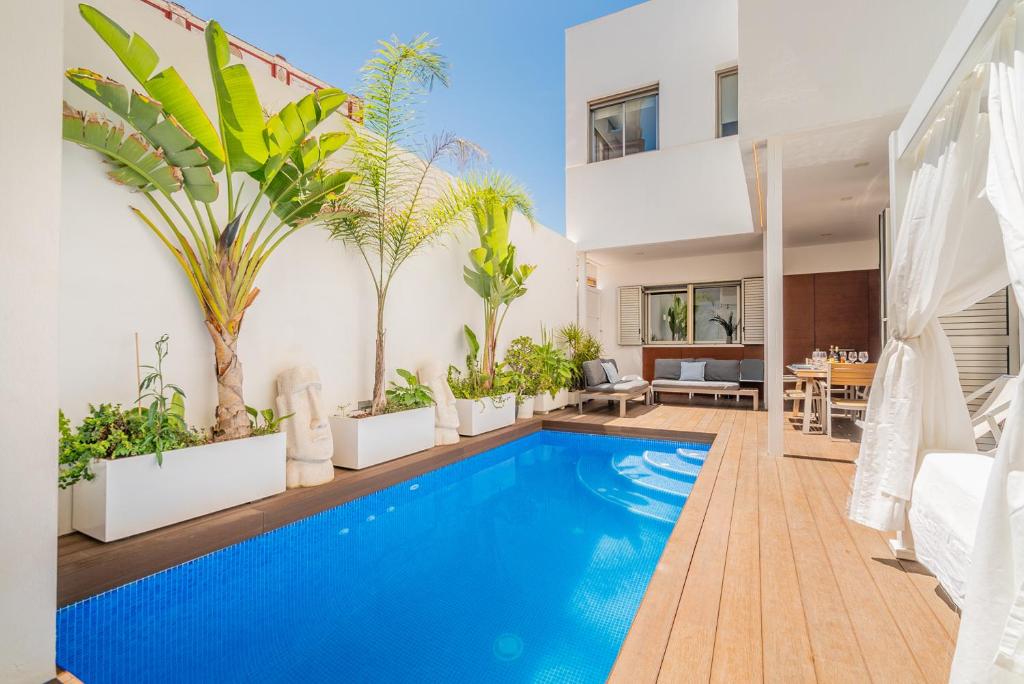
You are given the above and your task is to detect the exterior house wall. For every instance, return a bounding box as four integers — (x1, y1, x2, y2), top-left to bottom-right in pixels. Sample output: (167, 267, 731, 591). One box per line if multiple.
(58, 0, 577, 530)
(591, 239, 879, 375)
(1, 1, 61, 680)
(565, 0, 754, 251)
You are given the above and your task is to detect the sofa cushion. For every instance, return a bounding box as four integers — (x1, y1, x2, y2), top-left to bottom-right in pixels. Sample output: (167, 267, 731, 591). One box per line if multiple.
(740, 359, 764, 382)
(654, 358, 682, 380)
(652, 379, 741, 390)
(582, 359, 607, 388)
(601, 361, 621, 383)
(680, 361, 706, 381)
(705, 359, 741, 383)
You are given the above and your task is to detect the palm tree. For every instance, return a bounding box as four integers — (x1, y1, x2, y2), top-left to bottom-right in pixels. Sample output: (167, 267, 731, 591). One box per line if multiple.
(324, 35, 483, 415)
(63, 5, 354, 440)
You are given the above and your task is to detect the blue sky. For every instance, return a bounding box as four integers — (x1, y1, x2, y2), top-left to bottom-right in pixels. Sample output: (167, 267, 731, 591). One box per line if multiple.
(185, 0, 645, 233)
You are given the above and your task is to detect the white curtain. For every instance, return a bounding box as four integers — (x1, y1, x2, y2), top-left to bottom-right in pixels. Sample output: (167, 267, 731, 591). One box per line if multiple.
(954, 10, 1024, 681)
(849, 71, 1008, 532)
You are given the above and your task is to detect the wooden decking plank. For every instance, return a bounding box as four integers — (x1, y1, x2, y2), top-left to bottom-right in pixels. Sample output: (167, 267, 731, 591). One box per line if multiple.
(778, 455, 870, 681)
(656, 412, 745, 683)
(608, 411, 737, 683)
(795, 458, 925, 682)
(755, 416, 816, 684)
(710, 411, 763, 682)
(816, 458, 955, 682)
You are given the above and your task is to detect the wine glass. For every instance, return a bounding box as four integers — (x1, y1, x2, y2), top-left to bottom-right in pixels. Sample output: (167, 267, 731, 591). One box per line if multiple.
(858, 351, 869, 364)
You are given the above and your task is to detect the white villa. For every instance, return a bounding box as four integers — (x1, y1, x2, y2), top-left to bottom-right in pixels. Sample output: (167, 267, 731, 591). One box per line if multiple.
(4, 0, 1024, 681)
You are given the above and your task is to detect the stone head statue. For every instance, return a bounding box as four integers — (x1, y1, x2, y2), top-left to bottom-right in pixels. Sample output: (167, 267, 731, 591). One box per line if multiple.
(275, 366, 334, 488)
(418, 361, 460, 446)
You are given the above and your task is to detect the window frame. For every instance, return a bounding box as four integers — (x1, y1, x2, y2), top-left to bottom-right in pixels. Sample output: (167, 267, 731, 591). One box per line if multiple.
(643, 280, 743, 346)
(588, 84, 660, 163)
(715, 66, 738, 139)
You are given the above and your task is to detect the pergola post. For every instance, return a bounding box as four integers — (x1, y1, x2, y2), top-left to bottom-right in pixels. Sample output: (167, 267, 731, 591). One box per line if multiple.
(0, 1, 62, 680)
(765, 138, 785, 458)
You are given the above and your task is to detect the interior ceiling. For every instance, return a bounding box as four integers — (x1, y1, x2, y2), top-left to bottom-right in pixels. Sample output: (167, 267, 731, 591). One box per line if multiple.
(588, 233, 765, 266)
(776, 114, 899, 247)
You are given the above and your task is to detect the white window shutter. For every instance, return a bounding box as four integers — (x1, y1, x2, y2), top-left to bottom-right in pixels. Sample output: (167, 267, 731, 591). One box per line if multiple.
(741, 277, 764, 344)
(618, 285, 643, 346)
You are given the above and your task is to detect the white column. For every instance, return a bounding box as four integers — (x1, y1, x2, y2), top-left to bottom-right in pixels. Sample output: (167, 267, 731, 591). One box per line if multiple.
(577, 251, 588, 325)
(0, 1, 62, 681)
(765, 138, 784, 458)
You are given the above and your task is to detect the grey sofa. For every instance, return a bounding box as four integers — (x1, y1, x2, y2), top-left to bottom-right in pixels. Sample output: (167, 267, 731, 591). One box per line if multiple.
(650, 358, 761, 410)
(578, 359, 651, 416)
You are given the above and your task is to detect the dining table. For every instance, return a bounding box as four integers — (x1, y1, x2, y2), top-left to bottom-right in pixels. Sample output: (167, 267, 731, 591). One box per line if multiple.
(787, 364, 828, 434)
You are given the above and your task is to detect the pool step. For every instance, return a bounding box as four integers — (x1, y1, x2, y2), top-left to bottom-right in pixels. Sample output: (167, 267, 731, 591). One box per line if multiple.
(613, 453, 697, 499)
(576, 455, 684, 523)
(643, 449, 705, 479)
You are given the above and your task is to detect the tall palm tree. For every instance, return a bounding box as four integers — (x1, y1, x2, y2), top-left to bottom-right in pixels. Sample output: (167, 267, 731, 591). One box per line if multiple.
(324, 34, 483, 415)
(63, 5, 354, 440)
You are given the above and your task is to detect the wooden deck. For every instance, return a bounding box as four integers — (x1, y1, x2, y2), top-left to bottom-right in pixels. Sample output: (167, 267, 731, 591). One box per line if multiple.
(576, 403, 959, 684)
(57, 400, 958, 682)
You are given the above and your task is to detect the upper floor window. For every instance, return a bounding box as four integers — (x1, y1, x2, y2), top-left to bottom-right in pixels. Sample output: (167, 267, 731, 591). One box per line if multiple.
(589, 87, 659, 163)
(716, 67, 738, 137)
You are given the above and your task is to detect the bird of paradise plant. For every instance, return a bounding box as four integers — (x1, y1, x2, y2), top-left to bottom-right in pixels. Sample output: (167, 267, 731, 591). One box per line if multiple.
(62, 5, 354, 440)
(324, 34, 483, 416)
(454, 173, 536, 388)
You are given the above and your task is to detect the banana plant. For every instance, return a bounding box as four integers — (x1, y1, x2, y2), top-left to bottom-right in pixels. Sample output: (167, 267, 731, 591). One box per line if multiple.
(455, 173, 536, 388)
(62, 5, 354, 441)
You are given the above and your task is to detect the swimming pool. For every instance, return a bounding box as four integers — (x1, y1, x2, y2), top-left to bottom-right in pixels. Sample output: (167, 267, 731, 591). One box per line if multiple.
(57, 429, 710, 683)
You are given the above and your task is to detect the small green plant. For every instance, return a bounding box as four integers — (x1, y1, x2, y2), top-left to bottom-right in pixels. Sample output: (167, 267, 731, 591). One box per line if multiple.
(58, 404, 204, 489)
(503, 336, 542, 403)
(137, 334, 188, 464)
(535, 327, 574, 398)
(664, 295, 688, 341)
(448, 326, 512, 400)
(383, 369, 435, 414)
(557, 323, 603, 391)
(246, 406, 293, 436)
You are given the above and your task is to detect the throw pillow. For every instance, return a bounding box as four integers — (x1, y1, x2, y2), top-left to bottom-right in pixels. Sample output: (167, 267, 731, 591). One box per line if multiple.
(601, 361, 621, 384)
(679, 361, 706, 382)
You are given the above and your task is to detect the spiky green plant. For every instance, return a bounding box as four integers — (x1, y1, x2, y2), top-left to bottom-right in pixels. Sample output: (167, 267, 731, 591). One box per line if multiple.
(324, 35, 483, 415)
(62, 5, 354, 439)
(664, 295, 687, 341)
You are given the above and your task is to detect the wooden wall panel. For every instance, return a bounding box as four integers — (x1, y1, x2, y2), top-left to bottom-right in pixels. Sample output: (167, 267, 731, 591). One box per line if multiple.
(783, 274, 815, 367)
(867, 269, 882, 360)
(813, 270, 872, 356)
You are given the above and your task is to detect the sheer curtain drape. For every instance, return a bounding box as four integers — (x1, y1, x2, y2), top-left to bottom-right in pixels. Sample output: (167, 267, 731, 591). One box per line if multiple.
(848, 72, 1007, 532)
(954, 10, 1024, 680)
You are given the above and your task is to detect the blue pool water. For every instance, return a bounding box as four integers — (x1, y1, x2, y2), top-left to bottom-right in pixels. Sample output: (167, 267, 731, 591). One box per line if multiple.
(57, 430, 710, 683)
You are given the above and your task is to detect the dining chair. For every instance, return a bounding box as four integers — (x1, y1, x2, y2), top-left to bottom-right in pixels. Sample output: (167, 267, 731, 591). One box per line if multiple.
(825, 362, 877, 438)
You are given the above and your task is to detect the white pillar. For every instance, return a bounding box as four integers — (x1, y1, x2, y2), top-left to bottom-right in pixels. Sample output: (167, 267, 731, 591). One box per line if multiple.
(577, 251, 588, 325)
(0, 1, 62, 681)
(765, 138, 784, 458)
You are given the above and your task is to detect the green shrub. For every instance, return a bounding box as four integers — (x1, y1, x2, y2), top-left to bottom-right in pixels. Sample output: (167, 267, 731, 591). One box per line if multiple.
(448, 326, 512, 400)
(558, 323, 603, 391)
(503, 336, 542, 403)
(384, 369, 435, 414)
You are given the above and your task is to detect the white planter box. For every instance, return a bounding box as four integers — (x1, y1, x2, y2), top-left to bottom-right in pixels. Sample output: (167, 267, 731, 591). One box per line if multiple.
(330, 406, 434, 470)
(517, 395, 535, 420)
(455, 393, 516, 436)
(73, 433, 286, 542)
(534, 388, 569, 413)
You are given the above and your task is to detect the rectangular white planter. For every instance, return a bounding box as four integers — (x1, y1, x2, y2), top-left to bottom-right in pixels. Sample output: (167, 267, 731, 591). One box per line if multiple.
(534, 388, 569, 413)
(73, 433, 286, 542)
(455, 393, 516, 436)
(330, 406, 434, 470)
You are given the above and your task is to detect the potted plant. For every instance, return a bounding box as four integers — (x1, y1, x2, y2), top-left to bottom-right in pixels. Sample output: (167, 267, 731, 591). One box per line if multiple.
(533, 328, 574, 413)
(710, 309, 738, 344)
(448, 327, 515, 435)
(62, 336, 286, 542)
(330, 370, 435, 469)
(63, 5, 353, 441)
(323, 34, 482, 416)
(503, 336, 542, 419)
(557, 322, 603, 404)
(664, 295, 688, 341)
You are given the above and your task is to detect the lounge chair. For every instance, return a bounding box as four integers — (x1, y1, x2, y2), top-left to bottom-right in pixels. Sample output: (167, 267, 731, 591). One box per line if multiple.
(578, 359, 651, 417)
(906, 374, 1019, 608)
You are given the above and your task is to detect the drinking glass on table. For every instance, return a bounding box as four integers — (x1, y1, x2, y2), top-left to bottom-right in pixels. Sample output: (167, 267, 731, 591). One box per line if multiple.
(858, 351, 869, 364)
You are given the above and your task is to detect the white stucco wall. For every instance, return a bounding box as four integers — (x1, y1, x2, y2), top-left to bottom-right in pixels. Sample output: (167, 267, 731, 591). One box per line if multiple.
(591, 238, 879, 375)
(565, 0, 754, 251)
(738, 0, 968, 141)
(58, 1, 577, 528)
(1, 1, 61, 680)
